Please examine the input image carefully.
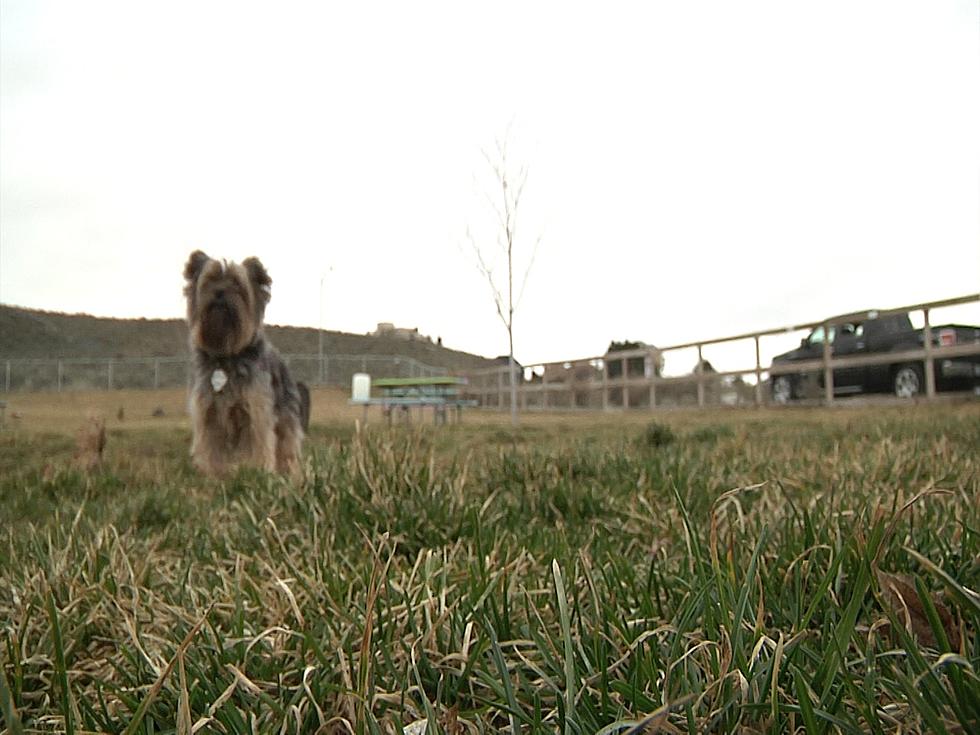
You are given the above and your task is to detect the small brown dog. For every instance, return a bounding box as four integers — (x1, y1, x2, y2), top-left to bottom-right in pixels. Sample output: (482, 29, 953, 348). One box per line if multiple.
(184, 250, 310, 476)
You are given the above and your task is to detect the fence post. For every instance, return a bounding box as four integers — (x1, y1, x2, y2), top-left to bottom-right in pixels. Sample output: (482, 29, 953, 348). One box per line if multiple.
(622, 357, 629, 409)
(520, 367, 528, 412)
(324, 357, 330, 385)
(822, 322, 833, 405)
(602, 360, 609, 411)
(754, 335, 763, 407)
(923, 308, 936, 399)
(542, 368, 549, 410)
(108, 359, 114, 390)
(57, 360, 63, 392)
(154, 359, 160, 390)
(696, 345, 705, 407)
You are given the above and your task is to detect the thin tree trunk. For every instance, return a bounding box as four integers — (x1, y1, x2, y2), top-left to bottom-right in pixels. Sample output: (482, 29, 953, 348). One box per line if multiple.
(468, 134, 537, 428)
(508, 335, 517, 427)
(507, 191, 518, 427)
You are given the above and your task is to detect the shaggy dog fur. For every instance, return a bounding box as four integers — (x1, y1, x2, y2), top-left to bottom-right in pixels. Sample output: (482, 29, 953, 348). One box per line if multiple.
(184, 250, 310, 476)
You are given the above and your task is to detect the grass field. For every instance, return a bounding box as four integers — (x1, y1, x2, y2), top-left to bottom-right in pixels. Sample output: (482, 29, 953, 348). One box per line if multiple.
(1, 391, 979, 734)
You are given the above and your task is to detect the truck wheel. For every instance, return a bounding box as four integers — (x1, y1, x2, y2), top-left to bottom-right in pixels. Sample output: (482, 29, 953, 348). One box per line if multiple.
(772, 375, 794, 404)
(893, 364, 923, 399)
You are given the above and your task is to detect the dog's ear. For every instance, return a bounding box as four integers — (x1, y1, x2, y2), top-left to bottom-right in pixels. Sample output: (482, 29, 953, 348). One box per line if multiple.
(243, 257, 272, 303)
(184, 250, 210, 283)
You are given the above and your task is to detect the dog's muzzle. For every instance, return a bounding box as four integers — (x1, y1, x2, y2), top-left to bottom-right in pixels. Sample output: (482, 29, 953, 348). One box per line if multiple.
(200, 301, 240, 352)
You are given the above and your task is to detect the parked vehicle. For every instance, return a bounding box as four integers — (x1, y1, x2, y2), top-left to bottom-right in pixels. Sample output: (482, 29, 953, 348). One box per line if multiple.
(770, 311, 980, 403)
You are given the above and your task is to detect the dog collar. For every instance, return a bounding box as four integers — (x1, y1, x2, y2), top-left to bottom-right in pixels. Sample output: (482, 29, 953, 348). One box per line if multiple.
(211, 369, 228, 392)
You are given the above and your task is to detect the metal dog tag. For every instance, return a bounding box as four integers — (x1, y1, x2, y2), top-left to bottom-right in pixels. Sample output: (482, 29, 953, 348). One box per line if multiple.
(211, 369, 228, 393)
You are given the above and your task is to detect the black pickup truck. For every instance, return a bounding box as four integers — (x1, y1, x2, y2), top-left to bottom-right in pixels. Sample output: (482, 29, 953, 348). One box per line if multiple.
(770, 311, 980, 403)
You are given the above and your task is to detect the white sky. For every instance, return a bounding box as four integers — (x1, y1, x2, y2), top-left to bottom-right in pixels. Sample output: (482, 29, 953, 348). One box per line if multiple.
(2, 1, 978, 373)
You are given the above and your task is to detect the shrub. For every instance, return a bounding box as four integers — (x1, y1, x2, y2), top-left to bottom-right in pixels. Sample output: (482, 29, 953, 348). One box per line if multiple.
(640, 421, 676, 448)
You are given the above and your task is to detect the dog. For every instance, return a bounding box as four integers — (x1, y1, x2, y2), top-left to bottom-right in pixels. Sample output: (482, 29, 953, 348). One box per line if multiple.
(183, 250, 310, 476)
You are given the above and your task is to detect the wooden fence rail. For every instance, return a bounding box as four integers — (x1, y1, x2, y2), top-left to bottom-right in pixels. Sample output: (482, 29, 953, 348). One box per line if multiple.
(464, 293, 980, 410)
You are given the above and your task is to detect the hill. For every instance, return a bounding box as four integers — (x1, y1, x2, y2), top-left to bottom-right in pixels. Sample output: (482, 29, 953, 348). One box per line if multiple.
(0, 304, 495, 372)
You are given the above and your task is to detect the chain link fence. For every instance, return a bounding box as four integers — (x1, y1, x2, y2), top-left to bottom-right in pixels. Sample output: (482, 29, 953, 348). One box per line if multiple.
(0, 354, 447, 393)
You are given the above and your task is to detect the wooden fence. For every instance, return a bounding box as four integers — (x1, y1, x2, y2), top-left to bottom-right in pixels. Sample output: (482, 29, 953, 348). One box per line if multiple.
(463, 294, 980, 410)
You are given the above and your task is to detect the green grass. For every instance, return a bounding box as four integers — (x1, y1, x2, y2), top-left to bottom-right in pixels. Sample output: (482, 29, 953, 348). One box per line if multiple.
(1, 406, 979, 733)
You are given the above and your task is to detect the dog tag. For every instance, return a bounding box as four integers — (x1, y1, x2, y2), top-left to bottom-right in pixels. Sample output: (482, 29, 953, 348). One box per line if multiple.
(211, 369, 228, 393)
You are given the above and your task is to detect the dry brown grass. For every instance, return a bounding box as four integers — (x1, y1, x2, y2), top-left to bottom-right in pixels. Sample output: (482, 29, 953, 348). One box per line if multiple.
(5, 386, 979, 438)
(2, 387, 365, 435)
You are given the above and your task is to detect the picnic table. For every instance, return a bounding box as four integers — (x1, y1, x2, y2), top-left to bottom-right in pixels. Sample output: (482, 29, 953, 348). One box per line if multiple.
(350, 375, 477, 425)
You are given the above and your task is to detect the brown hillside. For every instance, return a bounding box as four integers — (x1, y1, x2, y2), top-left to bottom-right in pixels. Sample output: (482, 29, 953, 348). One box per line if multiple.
(0, 304, 495, 372)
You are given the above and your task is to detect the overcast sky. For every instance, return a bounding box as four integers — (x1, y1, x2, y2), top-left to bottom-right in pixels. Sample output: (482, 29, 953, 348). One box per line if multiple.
(2, 1, 978, 372)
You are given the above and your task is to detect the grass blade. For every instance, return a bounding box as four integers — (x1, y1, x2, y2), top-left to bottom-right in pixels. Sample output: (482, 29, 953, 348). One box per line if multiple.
(484, 616, 525, 732)
(0, 665, 25, 735)
(121, 606, 211, 735)
(553, 559, 578, 735)
(44, 587, 74, 735)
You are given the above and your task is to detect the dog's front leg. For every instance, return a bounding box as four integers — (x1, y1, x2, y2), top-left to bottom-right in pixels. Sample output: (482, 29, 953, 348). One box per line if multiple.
(275, 418, 304, 478)
(241, 384, 278, 472)
(190, 394, 229, 476)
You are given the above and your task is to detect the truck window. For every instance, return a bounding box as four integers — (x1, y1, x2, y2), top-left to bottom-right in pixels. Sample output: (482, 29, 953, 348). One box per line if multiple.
(808, 326, 836, 345)
(835, 323, 863, 339)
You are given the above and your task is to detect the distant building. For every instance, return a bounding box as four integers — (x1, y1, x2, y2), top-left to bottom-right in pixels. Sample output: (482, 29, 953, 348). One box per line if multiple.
(605, 341, 662, 379)
(542, 359, 601, 385)
(371, 322, 431, 342)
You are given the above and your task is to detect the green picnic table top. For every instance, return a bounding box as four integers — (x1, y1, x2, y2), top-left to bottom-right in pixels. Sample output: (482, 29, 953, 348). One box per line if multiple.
(352, 396, 478, 406)
(372, 376, 468, 387)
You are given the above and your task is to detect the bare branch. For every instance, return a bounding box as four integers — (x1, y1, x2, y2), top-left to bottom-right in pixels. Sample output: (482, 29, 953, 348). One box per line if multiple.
(482, 146, 506, 190)
(466, 227, 508, 329)
(515, 232, 543, 311)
